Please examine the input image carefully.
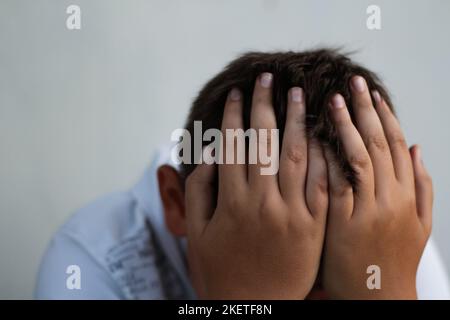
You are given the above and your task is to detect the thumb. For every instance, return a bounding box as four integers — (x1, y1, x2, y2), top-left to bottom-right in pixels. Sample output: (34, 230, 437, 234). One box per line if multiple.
(410, 145, 433, 234)
(185, 145, 216, 236)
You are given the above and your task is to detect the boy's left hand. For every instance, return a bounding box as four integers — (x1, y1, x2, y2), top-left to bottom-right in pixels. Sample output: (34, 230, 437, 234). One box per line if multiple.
(322, 76, 433, 299)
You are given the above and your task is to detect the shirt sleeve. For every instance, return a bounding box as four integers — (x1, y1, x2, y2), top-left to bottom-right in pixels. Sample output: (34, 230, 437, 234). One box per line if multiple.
(34, 229, 124, 300)
(417, 237, 450, 300)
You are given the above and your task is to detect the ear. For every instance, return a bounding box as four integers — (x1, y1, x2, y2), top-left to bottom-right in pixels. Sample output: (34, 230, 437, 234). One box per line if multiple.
(157, 165, 186, 237)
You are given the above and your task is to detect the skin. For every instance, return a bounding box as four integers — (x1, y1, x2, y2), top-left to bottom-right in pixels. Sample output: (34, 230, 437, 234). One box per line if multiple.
(183, 73, 328, 299)
(157, 74, 433, 300)
(322, 76, 433, 299)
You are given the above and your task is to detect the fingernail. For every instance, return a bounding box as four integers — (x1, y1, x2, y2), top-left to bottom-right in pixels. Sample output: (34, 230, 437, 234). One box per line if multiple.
(260, 73, 273, 88)
(229, 88, 241, 101)
(351, 76, 366, 93)
(330, 94, 345, 109)
(291, 87, 303, 103)
(372, 90, 381, 104)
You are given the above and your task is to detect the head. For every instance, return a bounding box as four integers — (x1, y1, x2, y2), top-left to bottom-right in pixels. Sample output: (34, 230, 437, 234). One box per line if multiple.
(157, 48, 394, 295)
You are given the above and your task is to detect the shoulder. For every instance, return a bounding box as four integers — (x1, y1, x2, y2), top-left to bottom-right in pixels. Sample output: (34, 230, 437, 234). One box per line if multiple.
(61, 191, 145, 250)
(35, 191, 167, 299)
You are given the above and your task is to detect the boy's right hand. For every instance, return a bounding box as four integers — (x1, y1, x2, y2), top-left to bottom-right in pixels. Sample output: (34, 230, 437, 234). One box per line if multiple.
(185, 74, 328, 299)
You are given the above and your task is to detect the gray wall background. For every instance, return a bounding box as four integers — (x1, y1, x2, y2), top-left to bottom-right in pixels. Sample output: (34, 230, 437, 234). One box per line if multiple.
(1, 0, 449, 299)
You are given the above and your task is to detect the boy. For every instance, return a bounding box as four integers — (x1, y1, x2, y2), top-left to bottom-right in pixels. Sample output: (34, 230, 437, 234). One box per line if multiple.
(36, 49, 450, 299)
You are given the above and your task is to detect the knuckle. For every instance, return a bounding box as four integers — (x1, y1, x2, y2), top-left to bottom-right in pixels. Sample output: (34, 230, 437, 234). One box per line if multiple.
(404, 194, 417, 211)
(285, 146, 306, 165)
(225, 196, 243, 213)
(348, 153, 371, 171)
(389, 133, 408, 150)
(331, 183, 352, 199)
(375, 214, 396, 231)
(291, 215, 319, 237)
(315, 175, 329, 196)
(366, 134, 389, 153)
(307, 196, 327, 218)
(257, 195, 286, 226)
(382, 193, 415, 218)
(380, 197, 396, 216)
(257, 194, 275, 215)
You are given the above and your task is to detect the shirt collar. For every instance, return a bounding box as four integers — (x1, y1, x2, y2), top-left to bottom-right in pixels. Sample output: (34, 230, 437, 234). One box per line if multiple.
(131, 143, 196, 299)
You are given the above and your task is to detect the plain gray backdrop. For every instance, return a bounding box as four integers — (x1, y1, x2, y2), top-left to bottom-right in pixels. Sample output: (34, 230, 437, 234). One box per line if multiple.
(1, 0, 449, 299)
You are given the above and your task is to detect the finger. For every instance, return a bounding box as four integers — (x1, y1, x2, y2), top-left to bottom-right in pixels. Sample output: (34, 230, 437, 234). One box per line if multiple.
(350, 76, 395, 197)
(185, 151, 216, 236)
(324, 147, 353, 221)
(374, 91, 414, 186)
(306, 138, 328, 220)
(410, 145, 433, 233)
(279, 87, 307, 203)
(329, 93, 375, 208)
(218, 88, 247, 196)
(248, 73, 280, 191)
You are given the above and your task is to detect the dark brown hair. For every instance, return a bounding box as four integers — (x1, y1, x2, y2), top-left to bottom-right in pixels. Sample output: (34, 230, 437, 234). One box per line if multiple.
(181, 48, 393, 185)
